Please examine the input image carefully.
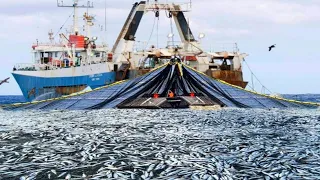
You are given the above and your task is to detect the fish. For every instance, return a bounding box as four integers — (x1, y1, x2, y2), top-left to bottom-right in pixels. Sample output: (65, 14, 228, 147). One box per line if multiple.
(1, 109, 320, 179)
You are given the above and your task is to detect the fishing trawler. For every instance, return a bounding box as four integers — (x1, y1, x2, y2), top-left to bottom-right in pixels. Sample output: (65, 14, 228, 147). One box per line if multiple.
(111, 1, 248, 89)
(12, 0, 120, 102)
(12, 0, 248, 102)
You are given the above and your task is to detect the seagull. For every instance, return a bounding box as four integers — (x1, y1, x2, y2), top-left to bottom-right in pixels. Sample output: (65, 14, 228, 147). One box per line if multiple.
(0, 77, 9, 85)
(269, 44, 276, 51)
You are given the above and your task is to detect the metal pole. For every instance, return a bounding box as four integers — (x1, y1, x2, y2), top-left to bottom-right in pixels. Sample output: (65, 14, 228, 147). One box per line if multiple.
(251, 72, 255, 91)
(105, 0, 107, 32)
(73, 0, 79, 35)
(105, 0, 107, 44)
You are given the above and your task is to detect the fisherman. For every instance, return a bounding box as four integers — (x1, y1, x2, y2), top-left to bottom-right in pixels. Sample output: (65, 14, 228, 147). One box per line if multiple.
(78, 56, 83, 66)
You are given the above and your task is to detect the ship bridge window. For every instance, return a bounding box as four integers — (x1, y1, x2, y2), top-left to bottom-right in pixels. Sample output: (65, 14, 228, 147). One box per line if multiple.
(54, 52, 58, 57)
(140, 56, 159, 69)
(40, 52, 52, 64)
(220, 59, 232, 71)
(209, 65, 218, 69)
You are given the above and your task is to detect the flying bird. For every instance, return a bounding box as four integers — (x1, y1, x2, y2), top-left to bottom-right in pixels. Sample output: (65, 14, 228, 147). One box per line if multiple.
(0, 77, 10, 85)
(269, 44, 276, 51)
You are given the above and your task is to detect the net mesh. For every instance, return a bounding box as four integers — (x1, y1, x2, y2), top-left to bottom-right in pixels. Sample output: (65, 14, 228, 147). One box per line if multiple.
(4, 64, 318, 110)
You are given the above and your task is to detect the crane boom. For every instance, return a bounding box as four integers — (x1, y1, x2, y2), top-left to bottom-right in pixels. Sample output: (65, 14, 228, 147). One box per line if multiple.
(111, 1, 197, 63)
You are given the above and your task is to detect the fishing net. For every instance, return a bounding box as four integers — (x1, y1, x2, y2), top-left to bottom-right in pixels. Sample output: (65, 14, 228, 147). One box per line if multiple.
(3, 63, 318, 110)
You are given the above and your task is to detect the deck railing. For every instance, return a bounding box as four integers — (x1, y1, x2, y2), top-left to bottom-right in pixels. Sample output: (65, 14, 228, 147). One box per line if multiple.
(202, 43, 240, 53)
(14, 63, 38, 71)
(13, 57, 110, 72)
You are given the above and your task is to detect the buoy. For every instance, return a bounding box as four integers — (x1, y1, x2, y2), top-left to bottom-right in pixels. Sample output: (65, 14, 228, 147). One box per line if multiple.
(168, 91, 174, 98)
(153, 93, 159, 98)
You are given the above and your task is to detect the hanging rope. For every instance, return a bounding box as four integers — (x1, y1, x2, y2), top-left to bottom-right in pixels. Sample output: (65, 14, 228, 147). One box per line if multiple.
(246, 83, 255, 92)
(243, 58, 273, 94)
(169, 15, 174, 46)
(156, 16, 159, 48)
(164, 9, 174, 47)
(251, 72, 254, 91)
(144, 16, 157, 50)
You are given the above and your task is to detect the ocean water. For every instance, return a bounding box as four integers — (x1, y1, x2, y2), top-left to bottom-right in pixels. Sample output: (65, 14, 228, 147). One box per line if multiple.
(0, 95, 320, 179)
(0, 95, 26, 105)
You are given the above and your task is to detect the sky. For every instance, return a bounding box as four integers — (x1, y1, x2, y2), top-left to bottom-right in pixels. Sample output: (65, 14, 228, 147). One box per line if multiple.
(0, 0, 320, 95)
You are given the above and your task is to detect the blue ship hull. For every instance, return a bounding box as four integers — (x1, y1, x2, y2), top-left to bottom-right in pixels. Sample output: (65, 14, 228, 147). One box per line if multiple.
(13, 72, 116, 102)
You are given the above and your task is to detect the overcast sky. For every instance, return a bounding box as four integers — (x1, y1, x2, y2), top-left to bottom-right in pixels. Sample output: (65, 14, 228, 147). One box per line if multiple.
(1, 0, 320, 95)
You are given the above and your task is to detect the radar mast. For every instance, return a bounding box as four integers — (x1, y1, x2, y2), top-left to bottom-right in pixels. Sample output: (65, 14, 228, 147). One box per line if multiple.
(57, 0, 94, 35)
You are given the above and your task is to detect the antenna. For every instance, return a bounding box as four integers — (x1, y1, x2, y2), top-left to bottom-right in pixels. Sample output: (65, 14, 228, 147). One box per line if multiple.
(104, 0, 107, 44)
(48, 29, 54, 44)
(57, 0, 94, 35)
(105, 0, 107, 32)
(187, 17, 190, 44)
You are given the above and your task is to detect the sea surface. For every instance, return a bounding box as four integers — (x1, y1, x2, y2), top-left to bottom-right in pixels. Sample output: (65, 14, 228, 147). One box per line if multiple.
(0, 95, 26, 105)
(0, 95, 320, 179)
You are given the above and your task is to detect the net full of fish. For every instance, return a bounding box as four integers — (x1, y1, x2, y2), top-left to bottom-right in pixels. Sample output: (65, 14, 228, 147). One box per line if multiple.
(0, 108, 320, 179)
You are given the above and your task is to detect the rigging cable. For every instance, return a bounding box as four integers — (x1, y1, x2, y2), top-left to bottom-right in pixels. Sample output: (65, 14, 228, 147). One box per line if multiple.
(243, 58, 273, 94)
(169, 14, 174, 47)
(157, 16, 159, 48)
(144, 16, 157, 50)
(54, 11, 74, 38)
(164, 8, 174, 47)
